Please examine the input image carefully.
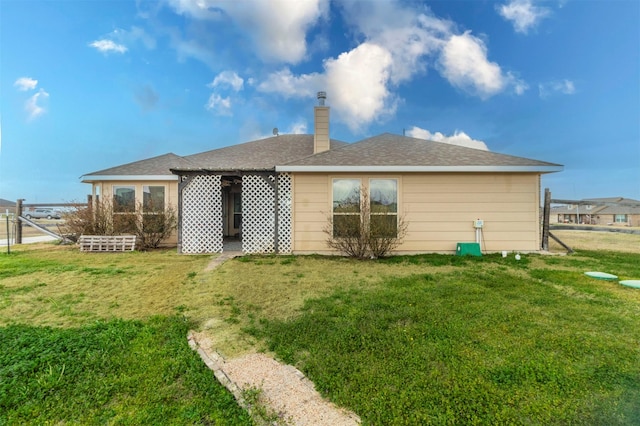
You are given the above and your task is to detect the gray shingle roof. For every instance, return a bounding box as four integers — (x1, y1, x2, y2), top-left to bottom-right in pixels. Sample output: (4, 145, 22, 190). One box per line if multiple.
(280, 133, 561, 169)
(83, 133, 562, 178)
(83, 153, 195, 178)
(178, 135, 348, 171)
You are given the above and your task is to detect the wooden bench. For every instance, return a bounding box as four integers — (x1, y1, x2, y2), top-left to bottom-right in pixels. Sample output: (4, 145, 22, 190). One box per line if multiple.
(79, 235, 137, 252)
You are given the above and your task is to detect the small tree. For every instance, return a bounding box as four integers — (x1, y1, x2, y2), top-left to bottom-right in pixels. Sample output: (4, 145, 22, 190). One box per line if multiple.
(324, 190, 408, 259)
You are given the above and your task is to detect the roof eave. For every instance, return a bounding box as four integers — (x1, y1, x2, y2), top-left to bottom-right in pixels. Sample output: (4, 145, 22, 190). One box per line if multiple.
(81, 175, 179, 183)
(275, 165, 564, 173)
(170, 167, 276, 174)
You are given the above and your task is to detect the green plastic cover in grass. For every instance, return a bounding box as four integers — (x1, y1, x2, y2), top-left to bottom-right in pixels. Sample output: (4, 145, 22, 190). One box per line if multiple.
(584, 271, 618, 280)
(619, 280, 640, 289)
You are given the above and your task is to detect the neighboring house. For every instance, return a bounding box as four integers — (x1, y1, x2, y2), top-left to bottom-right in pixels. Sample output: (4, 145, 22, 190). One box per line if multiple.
(83, 94, 563, 254)
(552, 197, 640, 226)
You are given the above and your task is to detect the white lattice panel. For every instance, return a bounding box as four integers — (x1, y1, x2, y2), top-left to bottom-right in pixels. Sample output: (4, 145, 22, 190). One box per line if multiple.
(181, 175, 223, 253)
(242, 174, 275, 253)
(277, 173, 292, 253)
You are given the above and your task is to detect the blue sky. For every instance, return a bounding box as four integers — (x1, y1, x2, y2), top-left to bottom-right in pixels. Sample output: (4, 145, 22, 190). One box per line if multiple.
(1, 0, 639, 204)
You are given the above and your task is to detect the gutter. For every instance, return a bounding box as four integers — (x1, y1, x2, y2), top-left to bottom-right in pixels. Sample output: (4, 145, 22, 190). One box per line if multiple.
(275, 165, 564, 173)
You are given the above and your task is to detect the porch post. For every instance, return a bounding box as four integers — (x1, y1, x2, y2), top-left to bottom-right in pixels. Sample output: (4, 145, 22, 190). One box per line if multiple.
(274, 173, 279, 253)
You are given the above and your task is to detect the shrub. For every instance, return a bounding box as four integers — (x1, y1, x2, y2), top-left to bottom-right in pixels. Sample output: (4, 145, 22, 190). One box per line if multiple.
(323, 190, 408, 259)
(61, 200, 177, 250)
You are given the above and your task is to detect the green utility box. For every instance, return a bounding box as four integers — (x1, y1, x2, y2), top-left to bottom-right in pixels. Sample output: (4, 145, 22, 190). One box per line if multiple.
(456, 242, 482, 257)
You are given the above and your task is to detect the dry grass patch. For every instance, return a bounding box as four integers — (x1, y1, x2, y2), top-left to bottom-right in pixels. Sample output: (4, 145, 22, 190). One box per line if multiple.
(550, 229, 640, 253)
(0, 245, 213, 327)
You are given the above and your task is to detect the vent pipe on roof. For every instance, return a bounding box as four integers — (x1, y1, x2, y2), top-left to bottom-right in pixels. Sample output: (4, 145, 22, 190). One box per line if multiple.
(317, 91, 326, 106)
(314, 91, 330, 154)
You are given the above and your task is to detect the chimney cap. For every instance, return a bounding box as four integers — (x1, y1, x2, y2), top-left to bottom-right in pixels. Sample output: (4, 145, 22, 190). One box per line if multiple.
(317, 91, 327, 106)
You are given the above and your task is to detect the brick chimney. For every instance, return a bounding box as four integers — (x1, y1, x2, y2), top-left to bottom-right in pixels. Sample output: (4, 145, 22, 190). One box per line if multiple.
(314, 91, 330, 154)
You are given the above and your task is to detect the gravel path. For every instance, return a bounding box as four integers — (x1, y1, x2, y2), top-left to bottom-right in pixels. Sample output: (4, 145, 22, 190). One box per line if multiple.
(189, 332, 360, 425)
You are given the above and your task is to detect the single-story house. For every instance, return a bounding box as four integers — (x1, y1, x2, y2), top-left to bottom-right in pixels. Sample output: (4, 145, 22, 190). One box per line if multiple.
(552, 197, 640, 226)
(82, 94, 563, 254)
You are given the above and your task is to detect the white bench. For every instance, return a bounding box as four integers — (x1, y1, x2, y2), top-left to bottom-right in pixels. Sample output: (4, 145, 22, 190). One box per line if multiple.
(79, 235, 136, 252)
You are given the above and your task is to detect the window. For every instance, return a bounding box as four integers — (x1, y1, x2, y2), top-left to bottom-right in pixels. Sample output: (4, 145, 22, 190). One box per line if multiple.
(615, 214, 627, 223)
(331, 178, 399, 238)
(143, 186, 165, 212)
(113, 186, 135, 212)
(332, 179, 361, 237)
(370, 179, 398, 237)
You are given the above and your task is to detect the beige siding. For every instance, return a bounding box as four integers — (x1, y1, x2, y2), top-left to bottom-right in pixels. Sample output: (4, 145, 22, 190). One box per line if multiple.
(292, 172, 542, 254)
(291, 173, 331, 252)
(313, 106, 330, 154)
(92, 180, 179, 246)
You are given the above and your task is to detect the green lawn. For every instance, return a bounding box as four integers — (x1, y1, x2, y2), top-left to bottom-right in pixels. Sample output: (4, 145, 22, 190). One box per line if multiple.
(1, 243, 639, 424)
(1, 316, 251, 425)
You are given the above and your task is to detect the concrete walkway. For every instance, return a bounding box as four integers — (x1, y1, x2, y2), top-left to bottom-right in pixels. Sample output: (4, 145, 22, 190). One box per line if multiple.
(204, 251, 242, 271)
(188, 333, 360, 425)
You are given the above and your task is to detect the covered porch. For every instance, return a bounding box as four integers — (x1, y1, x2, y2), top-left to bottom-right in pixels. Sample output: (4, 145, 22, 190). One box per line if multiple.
(175, 171, 291, 254)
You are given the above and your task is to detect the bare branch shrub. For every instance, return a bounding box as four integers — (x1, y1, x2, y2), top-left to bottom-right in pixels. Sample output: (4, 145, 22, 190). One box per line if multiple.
(324, 212, 370, 259)
(61, 200, 177, 250)
(368, 214, 409, 259)
(130, 203, 178, 250)
(324, 189, 408, 259)
(61, 200, 116, 241)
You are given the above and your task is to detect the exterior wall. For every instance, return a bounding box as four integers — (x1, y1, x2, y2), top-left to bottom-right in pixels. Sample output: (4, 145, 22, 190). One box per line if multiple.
(291, 172, 542, 254)
(92, 180, 179, 246)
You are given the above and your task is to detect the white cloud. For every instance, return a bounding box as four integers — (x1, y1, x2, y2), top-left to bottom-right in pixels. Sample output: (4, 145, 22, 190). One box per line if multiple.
(25, 89, 49, 120)
(165, 0, 328, 64)
(497, 0, 550, 34)
(287, 121, 307, 134)
(209, 71, 244, 92)
(170, 35, 217, 68)
(324, 43, 397, 131)
(337, 1, 449, 85)
(205, 93, 232, 115)
(260, 43, 397, 132)
(406, 127, 489, 151)
(126, 26, 157, 50)
(164, 0, 225, 20)
(14, 77, 38, 91)
(257, 68, 322, 98)
(539, 79, 576, 98)
(89, 39, 128, 54)
(512, 75, 530, 95)
(438, 31, 525, 98)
